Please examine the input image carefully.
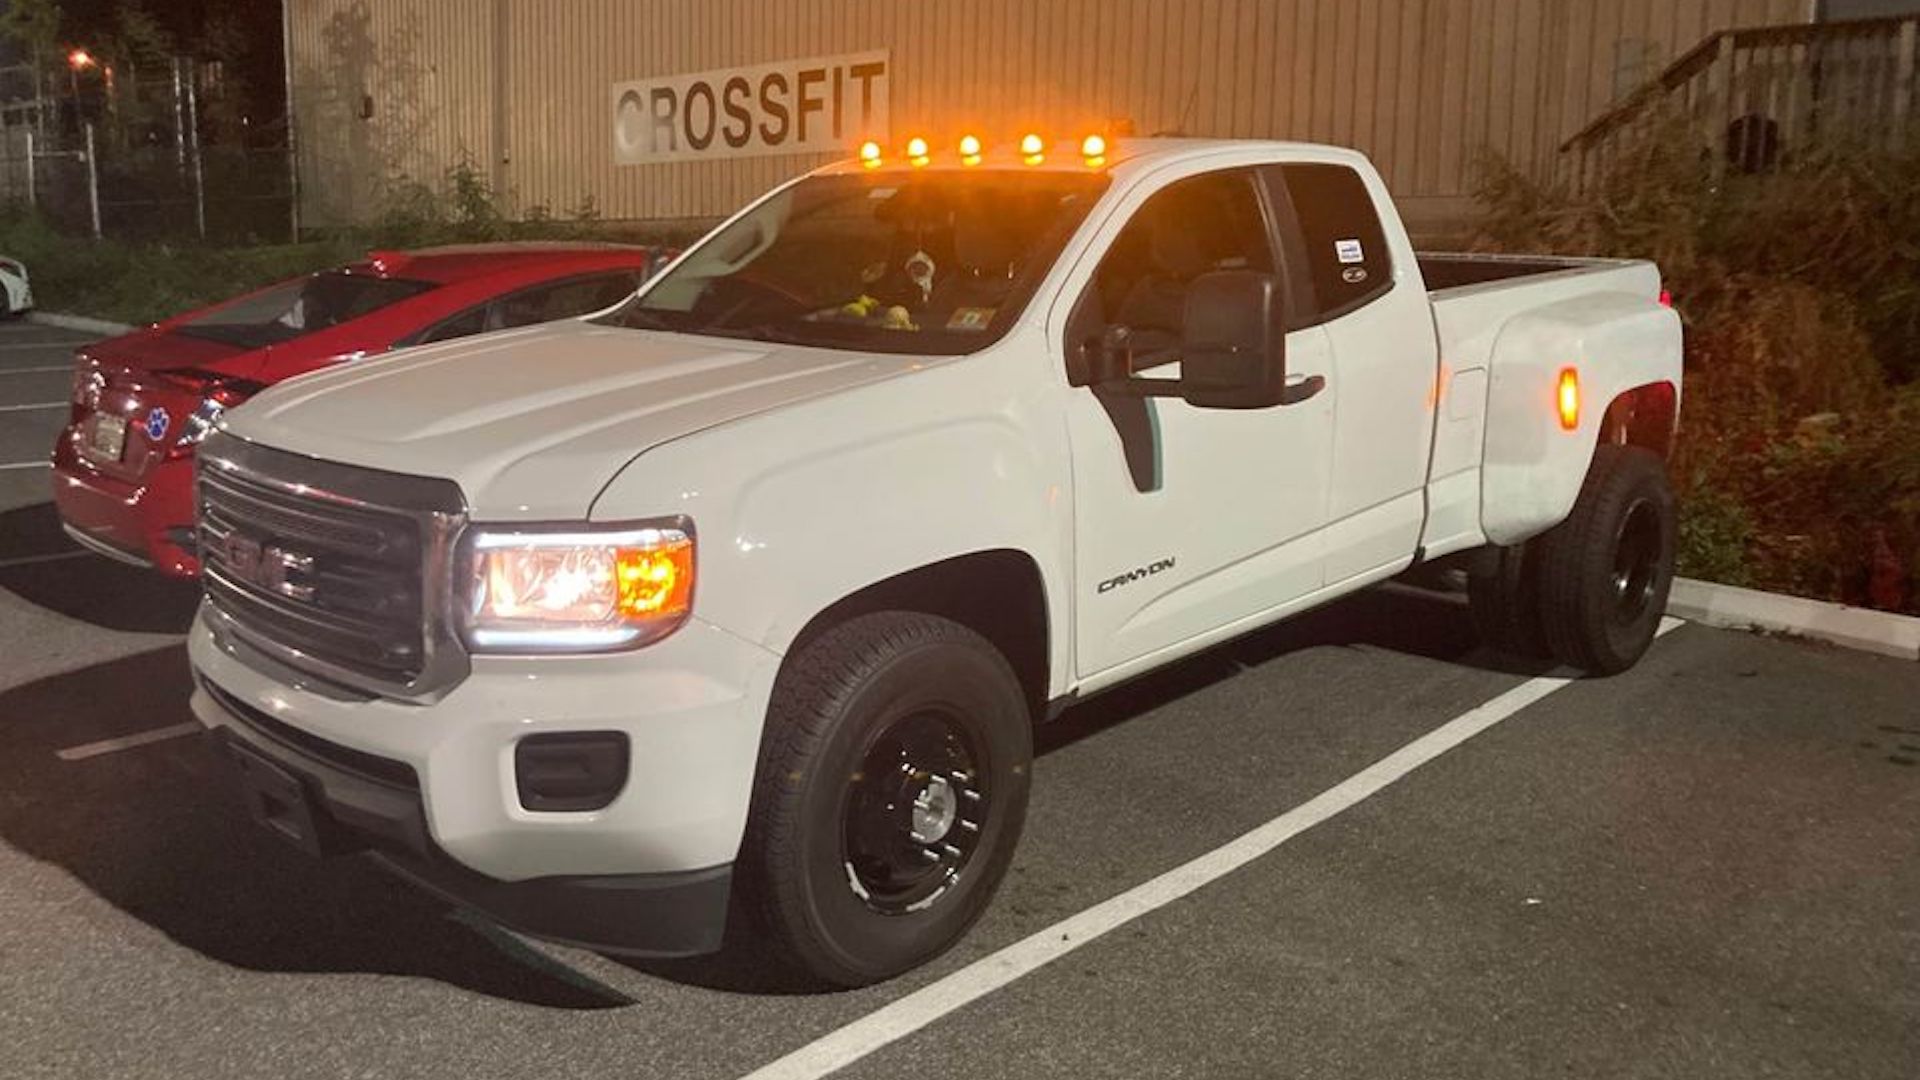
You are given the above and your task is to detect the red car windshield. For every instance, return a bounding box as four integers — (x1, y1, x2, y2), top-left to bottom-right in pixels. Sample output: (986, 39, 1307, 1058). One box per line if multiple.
(175, 271, 436, 349)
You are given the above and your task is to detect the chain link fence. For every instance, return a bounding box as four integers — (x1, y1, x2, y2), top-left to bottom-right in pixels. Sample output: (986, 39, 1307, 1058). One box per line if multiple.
(0, 123, 294, 245)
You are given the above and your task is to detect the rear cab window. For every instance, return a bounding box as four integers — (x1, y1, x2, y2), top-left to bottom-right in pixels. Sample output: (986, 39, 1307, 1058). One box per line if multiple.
(175, 272, 434, 349)
(1272, 163, 1393, 324)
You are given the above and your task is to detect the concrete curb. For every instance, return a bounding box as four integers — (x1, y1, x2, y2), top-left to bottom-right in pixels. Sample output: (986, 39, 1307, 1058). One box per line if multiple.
(27, 311, 137, 338)
(1668, 577, 1920, 662)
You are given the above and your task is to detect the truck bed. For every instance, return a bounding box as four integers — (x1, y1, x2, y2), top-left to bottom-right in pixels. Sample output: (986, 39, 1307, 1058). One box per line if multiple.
(1417, 251, 1624, 295)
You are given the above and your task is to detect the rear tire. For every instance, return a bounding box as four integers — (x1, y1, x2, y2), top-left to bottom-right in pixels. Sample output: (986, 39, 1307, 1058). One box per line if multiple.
(1535, 445, 1677, 674)
(1466, 542, 1549, 658)
(738, 612, 1032, 988)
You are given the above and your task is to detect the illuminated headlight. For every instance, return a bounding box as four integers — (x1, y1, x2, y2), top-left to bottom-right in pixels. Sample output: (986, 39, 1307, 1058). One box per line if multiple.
(462, 522, 695, 653)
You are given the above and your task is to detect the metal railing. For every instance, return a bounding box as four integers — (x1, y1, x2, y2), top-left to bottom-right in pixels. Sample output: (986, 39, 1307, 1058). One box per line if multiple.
(1562, 15, 1919, 189)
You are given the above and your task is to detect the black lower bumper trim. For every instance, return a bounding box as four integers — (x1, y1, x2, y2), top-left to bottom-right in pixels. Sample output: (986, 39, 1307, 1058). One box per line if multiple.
(200, 678, 731, 957)
(375, 855, 732, 958)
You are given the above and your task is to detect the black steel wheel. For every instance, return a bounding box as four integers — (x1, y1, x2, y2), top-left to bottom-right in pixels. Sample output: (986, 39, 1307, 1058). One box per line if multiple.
(1536, 445, 1678, 674)
(738, 611, 1031, 987)
(842, 709, 989, 916)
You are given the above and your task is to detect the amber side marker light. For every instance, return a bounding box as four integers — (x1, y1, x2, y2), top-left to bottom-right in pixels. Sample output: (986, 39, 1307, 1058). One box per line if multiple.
(1557, 367, 1581, 431)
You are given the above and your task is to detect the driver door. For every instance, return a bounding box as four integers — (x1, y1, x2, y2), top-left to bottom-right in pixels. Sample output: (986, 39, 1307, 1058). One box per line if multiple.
(1062, 166, 1336, 681)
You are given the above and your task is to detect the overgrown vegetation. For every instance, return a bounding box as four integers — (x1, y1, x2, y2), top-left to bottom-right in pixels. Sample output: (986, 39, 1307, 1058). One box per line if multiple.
(0, 160, 710, 325)
(1473, 118, 1920, 613)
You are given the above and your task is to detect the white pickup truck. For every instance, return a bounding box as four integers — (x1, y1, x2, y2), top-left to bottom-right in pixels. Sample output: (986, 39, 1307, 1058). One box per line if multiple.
(188, 136, 1681, 986)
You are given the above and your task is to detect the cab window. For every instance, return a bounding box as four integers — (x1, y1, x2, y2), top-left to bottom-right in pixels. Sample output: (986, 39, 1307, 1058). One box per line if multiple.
(1278, 163, 1393, 322)
(1069, 168, 1276, 373)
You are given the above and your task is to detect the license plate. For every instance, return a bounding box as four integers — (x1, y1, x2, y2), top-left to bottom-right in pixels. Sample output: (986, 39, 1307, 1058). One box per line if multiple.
(84, 413, 127, 462)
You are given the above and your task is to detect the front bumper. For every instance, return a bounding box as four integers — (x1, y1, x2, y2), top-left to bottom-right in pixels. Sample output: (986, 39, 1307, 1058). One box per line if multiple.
(188, 599, 783, 880)
(197, 675, 732, 956)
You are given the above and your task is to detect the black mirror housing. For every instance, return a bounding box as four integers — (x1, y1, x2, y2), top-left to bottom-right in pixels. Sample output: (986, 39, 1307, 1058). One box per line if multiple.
(1178, 270, 1289, 409)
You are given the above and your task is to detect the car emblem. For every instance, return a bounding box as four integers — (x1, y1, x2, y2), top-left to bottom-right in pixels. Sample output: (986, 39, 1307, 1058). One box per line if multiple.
(218, 532, 315, 602)
(144, 406, 170, 442)
(1341, 266, 1369, 284)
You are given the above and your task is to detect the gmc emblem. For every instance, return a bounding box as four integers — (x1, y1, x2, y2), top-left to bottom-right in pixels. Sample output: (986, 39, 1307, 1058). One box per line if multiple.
(219, 532, 315, 603)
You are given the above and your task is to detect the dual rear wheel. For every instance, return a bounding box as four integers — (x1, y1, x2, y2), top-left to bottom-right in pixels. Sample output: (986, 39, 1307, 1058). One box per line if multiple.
(1469, 444, 1678, 674)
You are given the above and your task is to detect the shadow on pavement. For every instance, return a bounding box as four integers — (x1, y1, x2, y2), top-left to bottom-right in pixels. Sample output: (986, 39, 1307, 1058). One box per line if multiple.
(0, 646, 630, 1010)
(625, 583, 1544, 994)
(0, 502, 200, 633)
(1037, 582, 1554, 756)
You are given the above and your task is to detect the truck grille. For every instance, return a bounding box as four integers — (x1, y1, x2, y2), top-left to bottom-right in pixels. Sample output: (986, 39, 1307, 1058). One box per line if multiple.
(195, 431, 469, 701)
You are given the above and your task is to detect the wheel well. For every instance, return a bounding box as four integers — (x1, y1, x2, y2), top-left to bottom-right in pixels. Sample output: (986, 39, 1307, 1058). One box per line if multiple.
(1600, 381, 1677, 458)
(788, 550, 1050, 721)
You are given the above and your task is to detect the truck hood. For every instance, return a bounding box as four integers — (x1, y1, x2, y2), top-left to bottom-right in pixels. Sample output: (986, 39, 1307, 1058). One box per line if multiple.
(219, 321, 925, 518)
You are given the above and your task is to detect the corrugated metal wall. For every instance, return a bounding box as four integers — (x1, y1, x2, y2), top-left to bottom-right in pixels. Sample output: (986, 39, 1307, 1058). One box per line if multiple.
(289, 0, 1812, 229)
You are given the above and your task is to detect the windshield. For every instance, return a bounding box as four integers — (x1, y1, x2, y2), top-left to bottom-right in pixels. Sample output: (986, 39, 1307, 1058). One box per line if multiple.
(597, 171, 1108, 355)
(176, 271, 435, 349)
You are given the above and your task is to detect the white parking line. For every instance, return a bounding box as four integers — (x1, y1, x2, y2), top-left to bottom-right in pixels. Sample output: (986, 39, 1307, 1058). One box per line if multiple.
(56, 722, 203, 762)
(0, 341, 87, 351)
(0, 401, 64, 412)
(0, 461, 50, 470)
(739, 618, 1685, 1080)
(0, 551, 88, 570)
(0, 365, 77, 374)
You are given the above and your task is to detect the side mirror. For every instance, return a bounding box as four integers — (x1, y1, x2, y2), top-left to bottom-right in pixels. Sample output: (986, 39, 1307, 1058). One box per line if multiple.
(1178, 270, 1290, 409)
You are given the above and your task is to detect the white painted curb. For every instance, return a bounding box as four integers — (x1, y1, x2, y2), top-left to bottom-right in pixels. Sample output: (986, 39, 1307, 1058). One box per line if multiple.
(1668, 577, 1920, 661)
(27, 311, 137, 337)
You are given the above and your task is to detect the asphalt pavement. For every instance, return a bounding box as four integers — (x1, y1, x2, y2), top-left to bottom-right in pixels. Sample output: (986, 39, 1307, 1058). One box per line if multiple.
(0, 320, 1915, 1080)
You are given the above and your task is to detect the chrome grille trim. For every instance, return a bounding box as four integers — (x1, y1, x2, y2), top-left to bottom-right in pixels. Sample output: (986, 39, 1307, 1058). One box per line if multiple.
(195, 430, 470, 703)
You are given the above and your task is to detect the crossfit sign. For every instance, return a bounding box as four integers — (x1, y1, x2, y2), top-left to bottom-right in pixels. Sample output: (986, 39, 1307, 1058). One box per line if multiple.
(613, 50, 890, 165)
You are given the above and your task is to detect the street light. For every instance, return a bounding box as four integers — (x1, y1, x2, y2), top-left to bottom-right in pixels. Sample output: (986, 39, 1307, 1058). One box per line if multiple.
(67, 48, 96, 116)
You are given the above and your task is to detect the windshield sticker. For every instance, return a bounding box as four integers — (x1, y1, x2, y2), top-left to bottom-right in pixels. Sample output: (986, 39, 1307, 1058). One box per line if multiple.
(1335, 238, 1365, 264)
(947, 307, 996, 331)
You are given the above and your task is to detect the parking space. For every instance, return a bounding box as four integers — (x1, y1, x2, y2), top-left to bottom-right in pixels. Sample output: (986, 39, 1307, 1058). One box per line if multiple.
(0, 315, 1914, 1079)
(0, 325, 84, 489)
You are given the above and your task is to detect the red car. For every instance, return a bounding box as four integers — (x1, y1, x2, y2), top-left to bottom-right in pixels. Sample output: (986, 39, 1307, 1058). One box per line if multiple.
(52, 242, 665, 576)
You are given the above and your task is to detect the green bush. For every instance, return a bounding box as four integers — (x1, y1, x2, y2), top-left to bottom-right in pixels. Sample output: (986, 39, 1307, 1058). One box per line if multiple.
(1472, 116, 1920, 613)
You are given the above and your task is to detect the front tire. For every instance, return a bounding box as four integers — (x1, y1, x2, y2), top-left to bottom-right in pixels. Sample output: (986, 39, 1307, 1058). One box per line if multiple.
(738, 612, 1033, 988)
(1535, 445, 1678, 674)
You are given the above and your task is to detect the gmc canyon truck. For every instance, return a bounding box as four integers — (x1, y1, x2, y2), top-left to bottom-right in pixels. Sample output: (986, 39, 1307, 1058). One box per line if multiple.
(187, 136, 1681, 987)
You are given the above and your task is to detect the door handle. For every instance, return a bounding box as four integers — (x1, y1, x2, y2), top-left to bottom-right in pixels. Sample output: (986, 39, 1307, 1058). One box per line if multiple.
(1281, 373, 1326, 406)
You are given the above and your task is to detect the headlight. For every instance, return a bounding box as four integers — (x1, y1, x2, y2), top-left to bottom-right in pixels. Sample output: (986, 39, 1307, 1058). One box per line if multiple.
(462, 521, 695, 653)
